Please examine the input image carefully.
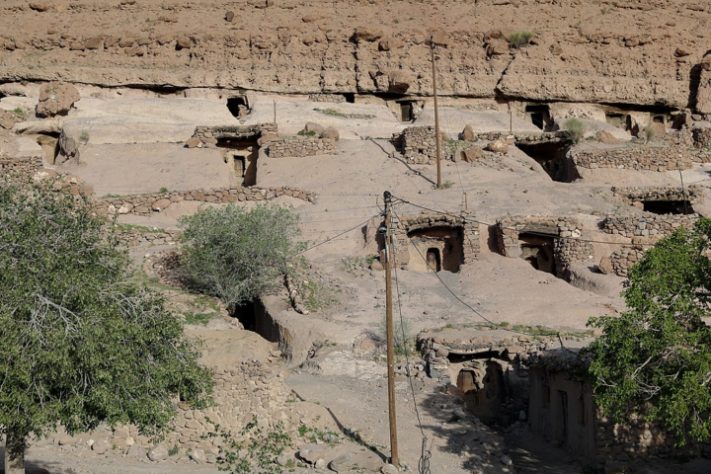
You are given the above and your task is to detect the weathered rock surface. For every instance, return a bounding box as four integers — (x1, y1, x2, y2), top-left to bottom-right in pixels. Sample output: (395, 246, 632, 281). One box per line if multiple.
(35, 82, 80, 117)
(0, 1, 709, 109)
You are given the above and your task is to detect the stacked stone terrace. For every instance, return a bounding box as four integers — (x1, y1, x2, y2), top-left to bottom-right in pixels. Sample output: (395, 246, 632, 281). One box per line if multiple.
(266, 136, 337, 158)
(570, 142, 711, 172)
(103, 186, 317, 216)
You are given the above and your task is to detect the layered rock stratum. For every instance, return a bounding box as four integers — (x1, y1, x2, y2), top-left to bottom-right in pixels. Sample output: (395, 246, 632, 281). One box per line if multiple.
(1, 0, 710, 110)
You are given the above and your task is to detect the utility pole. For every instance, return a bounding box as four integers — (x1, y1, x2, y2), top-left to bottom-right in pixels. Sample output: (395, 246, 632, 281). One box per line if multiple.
(382, 191, 400, 467)
(430, 39, 442, 189)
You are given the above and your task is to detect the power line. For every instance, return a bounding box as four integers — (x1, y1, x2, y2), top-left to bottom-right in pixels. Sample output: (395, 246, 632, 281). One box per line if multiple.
(390, 206, 543, 339)
(298, 214, 378, 255)
(391, 253, 432, 474)
(393, 194, 656, 248)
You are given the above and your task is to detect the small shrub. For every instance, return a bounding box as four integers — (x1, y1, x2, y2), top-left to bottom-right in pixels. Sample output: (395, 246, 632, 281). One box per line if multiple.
(313, 108, 375, 120)
(12, 107, 25, 119)
(297, 129, 318, 137)
(439, 180, 455, 189)
(341, 256, 375, 274)
(297, 424, 340, 445)
(183, 312, 215, 326)
(168, 444, 179, 457)
(159, 186, 169, 194)
(508, 31, 534, 48)
(78, 130, 90, 145)
(380, 316, 412, 356)
(179, 205, 304, 310)
(206, 417, 292, 474)
(564, 118, 585, 144)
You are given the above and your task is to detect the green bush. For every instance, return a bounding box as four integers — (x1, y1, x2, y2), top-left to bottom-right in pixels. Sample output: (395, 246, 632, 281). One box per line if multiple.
(564, 118, 586, 144)
(0, 179, 212, 468)
(179, 205, 304, 309)
(588, 219, 711, 446)
(508, 31, 534, 48)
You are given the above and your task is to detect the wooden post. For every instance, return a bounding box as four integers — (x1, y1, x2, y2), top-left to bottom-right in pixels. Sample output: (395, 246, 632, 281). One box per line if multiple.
(383, 191, 400, 467)
(508, 102, 513, 134)
(431, 40, 442, 189)
(273, 100, 277, 125)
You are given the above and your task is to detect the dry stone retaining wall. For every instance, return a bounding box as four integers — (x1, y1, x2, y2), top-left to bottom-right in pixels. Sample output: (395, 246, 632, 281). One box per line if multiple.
(693, 126, 711, 148)
(497, 216, 593, 277)
(113, 226, 180, 247)
(0, 154, 43, 177)
(103, 186, 317, 216)
(612, 185, 702, 205)
(570, 144, 711, 171)
(266, 136, 337, 158)
(599, 214, 697, 239)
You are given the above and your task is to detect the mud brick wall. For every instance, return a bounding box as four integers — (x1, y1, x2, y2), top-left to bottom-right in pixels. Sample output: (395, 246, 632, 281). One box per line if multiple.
(103, 186, 317, 216)
(570, 144, 711, 171)
(266, 137, 337, 158)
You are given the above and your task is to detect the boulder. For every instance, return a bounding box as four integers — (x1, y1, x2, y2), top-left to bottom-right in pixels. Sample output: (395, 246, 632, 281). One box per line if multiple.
(36, 82, 80, 117)
(595, 130, 621, 144)
(461, 146, 484, 163)
(224, 11, 235, 22)
(147, 445, 169, 462)
(297, 444, 331, 465)
(185, 137, 202, 148)
(0, 109, 18, 129)
(486, 38, 509, 57)
(352, 27, 383, 42)
(303, 122, 325, 134)
(29, 2, 51, 12)
(484, 139, 509, 154)
(175, 35, 193, 50)
(320, 127, 339, 141)
(91, 439, 110, 455)
(598, 257, 613, 275)
(460, 124, 476, 142)
(151, 198, 172, 212)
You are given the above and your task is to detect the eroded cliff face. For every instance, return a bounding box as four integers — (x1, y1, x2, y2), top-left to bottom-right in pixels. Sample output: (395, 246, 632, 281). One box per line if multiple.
(0, 0, 709, 109)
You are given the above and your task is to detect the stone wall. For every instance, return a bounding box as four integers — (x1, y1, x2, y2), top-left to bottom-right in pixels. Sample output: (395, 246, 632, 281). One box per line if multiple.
(693, 126, 711, 148)
(497, 216, 593, 277)
(570, 143, 711, 171)
(308, 94, 346, 103)
(599, 214, 698, 239)
(611, 185, 702, 206)
(392, 212, 480, 268)
(0, 153, 43, 177)
(266, 136, 337, 158)
(599, 213, 699, 276)
(113, 225, 180, 247)
(392, 126, 439, 164)
(189, 123, 278, 147)
(103, 186, 317, 216)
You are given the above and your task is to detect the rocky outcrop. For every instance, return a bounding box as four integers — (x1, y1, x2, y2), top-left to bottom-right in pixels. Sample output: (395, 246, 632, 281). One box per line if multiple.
(35, 82, 80, 117)
(0, 1, 709, 109)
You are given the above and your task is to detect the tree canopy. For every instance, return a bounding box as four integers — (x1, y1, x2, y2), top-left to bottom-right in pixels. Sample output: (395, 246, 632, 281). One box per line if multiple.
(588, 218, 711, 445)
(0, 181, 212, 472)
(179, 204, 303, 309)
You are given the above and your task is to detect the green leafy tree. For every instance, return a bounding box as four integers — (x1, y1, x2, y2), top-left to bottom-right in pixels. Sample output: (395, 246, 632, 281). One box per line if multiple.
(179, 204, 304, 310)
(0, 181, 212, 474)
(588, 218, 711, 446)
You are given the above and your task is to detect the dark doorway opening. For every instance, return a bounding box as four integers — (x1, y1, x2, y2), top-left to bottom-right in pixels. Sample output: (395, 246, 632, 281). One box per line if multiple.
(518, 232, 556, 274)
(426, 248, 441, 272)
(525, 104, 552, 130)
(227, 96, 250, 119)
(35, 132, 60, 164)
(604, 111, 627, 129)
(342, 93, 356, 103)
(643, 200, 694, 215)
(217, 137, 259, 186)
(407, 225, 465, 273)
(556, 390, 569, 445)
(515, 141, 578, 182)
(399, 101, 416, 122)
(231, 299, 279, 343)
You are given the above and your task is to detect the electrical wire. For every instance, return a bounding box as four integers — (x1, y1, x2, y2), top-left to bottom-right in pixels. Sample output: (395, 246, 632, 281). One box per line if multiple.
(298, 214, 379, 255)
(391, 206, 545, 339)
(391, 248, 432, 474)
